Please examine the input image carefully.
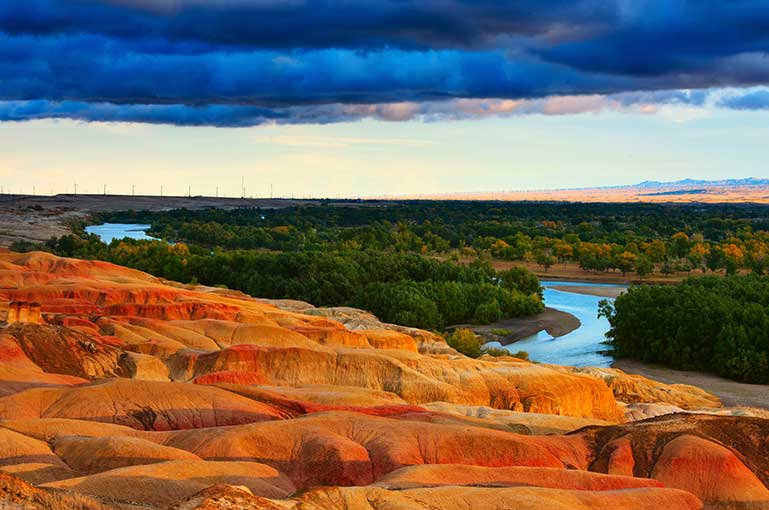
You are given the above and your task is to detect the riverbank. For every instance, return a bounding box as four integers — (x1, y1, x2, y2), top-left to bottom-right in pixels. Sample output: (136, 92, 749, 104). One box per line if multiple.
(613, 358, 769, 410)
(468, 307, 581, 344)
(554, 285, 626, 299)
(490, 259, 693, 285)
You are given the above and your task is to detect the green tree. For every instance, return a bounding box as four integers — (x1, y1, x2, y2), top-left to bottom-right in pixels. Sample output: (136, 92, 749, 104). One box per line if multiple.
(634, 254, 654, 280)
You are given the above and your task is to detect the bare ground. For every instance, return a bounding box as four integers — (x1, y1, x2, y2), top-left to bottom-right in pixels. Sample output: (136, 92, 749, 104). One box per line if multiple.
(465, 307, 581, 345)
(613, 358, 769, 410)
(489, 260, 694, 285)
(552, 285, 626, 299)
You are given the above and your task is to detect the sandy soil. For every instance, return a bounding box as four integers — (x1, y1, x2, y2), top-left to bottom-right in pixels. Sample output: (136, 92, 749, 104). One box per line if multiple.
(488, 259, 696, 285)
(553, 285, 626, 299)
(465, 307, 581, 344)
(614, 359, 769, 410)
(399, 182, 769, 204)
(445, 256, 704, 285)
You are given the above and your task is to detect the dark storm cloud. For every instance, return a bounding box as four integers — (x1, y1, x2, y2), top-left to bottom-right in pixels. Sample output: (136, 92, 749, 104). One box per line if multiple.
(0, 0, 617, 50)
(0, 0, 768, 126)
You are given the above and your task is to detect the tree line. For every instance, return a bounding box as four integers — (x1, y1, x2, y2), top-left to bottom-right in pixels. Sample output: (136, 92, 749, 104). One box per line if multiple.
(600, 275, 769, 383)
(93, 201, 769, 277)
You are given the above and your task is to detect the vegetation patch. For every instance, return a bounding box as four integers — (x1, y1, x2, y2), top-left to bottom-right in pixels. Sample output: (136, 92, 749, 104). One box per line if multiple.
(601, 275, 769, 383)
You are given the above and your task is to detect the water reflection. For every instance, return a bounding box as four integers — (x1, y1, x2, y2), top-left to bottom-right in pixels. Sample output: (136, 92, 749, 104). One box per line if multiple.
(85, 223, 159, 244)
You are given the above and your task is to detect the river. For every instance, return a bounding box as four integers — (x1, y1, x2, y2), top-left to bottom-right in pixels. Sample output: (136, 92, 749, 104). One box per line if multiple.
(485, 281, 626, 368)
(85, 223, 159, 244)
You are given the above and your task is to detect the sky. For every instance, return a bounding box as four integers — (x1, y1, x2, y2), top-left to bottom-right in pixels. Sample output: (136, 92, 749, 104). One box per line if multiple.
(2, 0, 769, 197)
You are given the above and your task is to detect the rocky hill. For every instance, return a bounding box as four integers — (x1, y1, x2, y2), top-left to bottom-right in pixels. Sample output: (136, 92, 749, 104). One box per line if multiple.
(0, 250, 766, 509)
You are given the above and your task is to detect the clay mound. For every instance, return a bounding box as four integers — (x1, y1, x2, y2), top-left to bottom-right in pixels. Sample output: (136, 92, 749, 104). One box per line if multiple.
(651, 434, 769, 507)
(0, 331, 87, 397)
(169, 484, 283, 510)
(0, 428, 76, 484)
(7, 323, 123, 380)
(581, 413, 769, 508)
(360, 329, 418, 352)
(423, 402, 608, 434)
(150, 411, 769, 508)
(0, 379, 286, 430)
(263, 384, 406, 407)
(0, 462, 77, 485)
(375, 464, 663, 490)
(43, 460, 296, 507)
(0, 418, 145, 443)
(53, 435, 201, 475)
(0, 471, 116, 510)
(104, 317, 222, 352)
(5, 251, 155, 282)
(294, 486, 703, 510)
(183, 321, 313, 349)
(563, 367, 721, 409)
(192, 370, 268, 386)
(0, 427, 64, 468)
(289, 322, 370, 348)
(298, 306, 454, 354)
(119, 351, 170, 381)
(170, 344, 622, 421)
(212, 383, 428, 419)
(160, 411, 586, 488)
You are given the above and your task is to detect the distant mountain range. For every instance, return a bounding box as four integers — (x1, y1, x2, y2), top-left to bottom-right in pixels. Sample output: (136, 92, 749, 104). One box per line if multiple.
(633, 178, 769, 188)
(391, 177, 769, 204)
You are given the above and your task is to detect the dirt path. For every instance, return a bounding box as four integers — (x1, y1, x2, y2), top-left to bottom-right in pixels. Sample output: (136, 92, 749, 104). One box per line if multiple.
(614, 358, 769, 410)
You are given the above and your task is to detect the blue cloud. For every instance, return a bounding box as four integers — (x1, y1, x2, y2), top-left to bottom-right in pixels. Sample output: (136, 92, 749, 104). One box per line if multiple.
(0, 0, 768, 126)
(718, 89, 769, 110)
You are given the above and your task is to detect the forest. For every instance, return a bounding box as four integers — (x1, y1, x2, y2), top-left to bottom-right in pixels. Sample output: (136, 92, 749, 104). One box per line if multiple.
(601, 275, 769, 383)
(94, 201, 769, 277)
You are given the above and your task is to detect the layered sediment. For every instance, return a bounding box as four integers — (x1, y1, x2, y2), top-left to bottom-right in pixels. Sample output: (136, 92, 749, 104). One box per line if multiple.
(0, 250, 765, 510)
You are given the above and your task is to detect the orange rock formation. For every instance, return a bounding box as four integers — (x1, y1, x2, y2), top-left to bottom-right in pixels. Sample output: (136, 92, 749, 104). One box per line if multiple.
(0, 251, 764, 509)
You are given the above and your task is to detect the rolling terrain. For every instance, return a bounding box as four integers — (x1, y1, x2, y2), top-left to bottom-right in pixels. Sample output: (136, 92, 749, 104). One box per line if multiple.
(0, 250, 767, 509)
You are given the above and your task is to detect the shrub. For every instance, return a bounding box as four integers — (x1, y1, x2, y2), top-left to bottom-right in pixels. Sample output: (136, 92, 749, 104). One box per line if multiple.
(481, 346, 513, 357)
(509, 350, 530, 361)
(474, 300, 502, 324)
(445, 328, 483, 358)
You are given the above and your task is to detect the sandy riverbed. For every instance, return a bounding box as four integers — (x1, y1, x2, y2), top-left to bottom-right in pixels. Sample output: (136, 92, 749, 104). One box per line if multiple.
(552, 285, 626, 299)
(614, 358, 769, 410)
